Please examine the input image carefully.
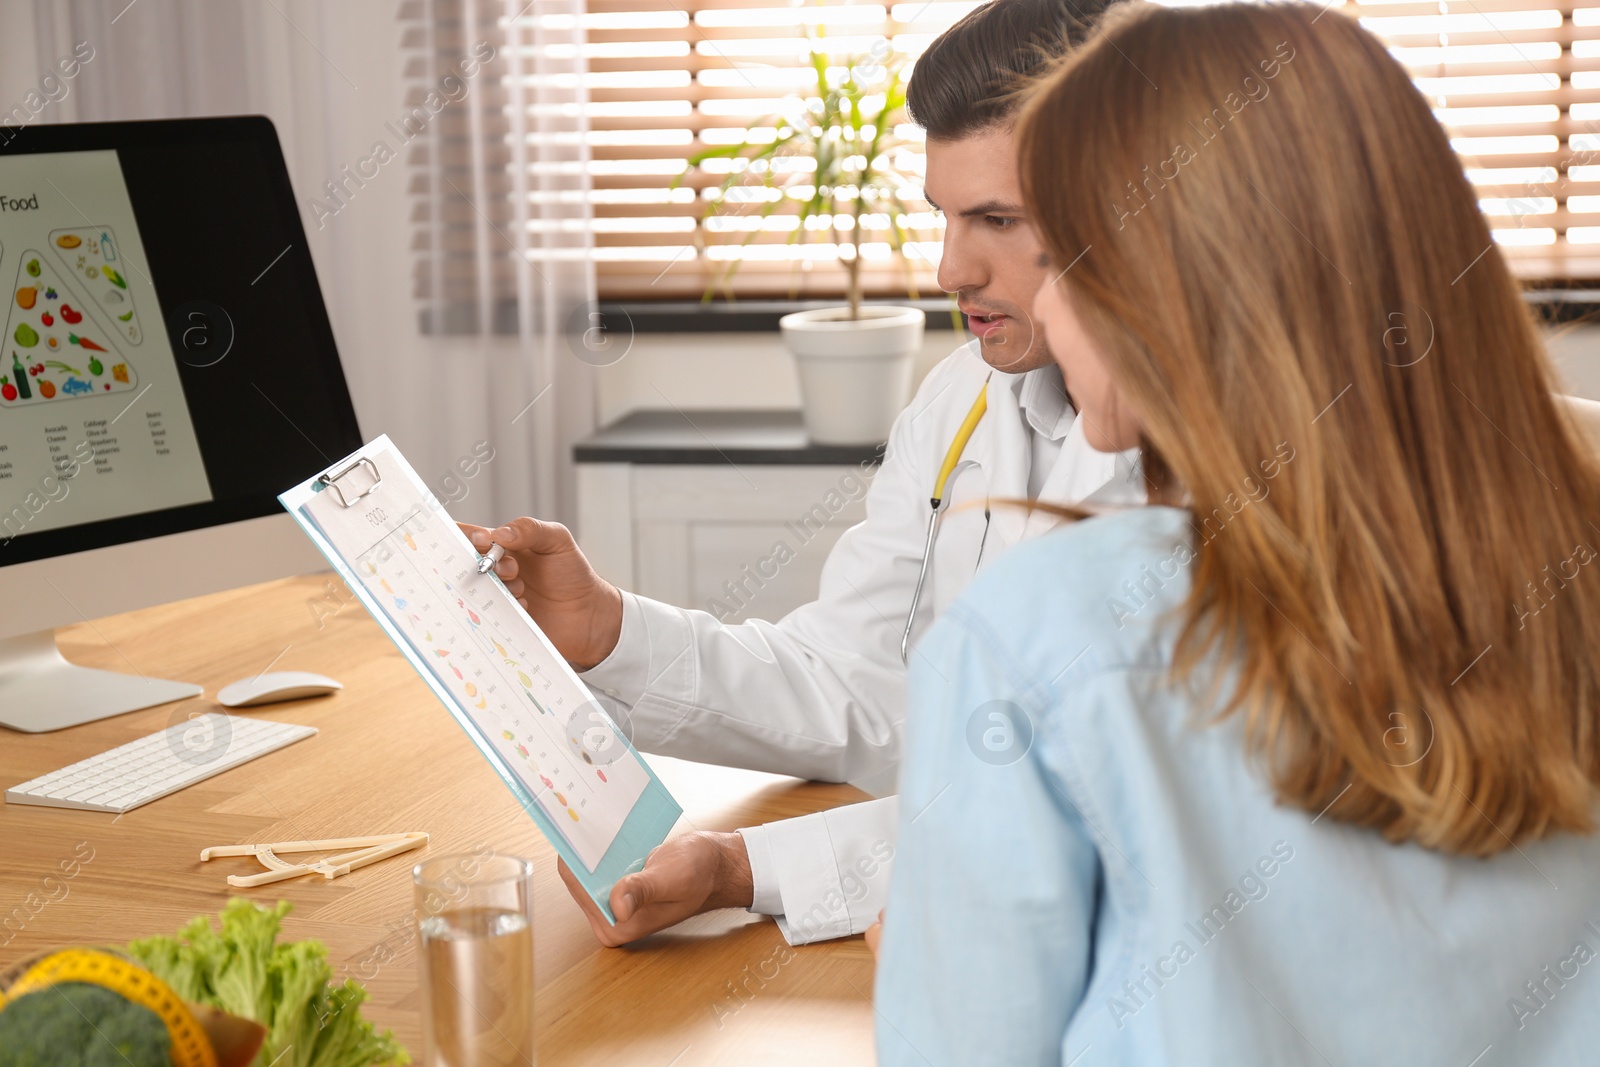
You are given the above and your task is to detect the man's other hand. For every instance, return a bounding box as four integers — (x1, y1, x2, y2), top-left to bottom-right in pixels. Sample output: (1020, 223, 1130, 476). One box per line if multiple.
(557, 830, 755, 947)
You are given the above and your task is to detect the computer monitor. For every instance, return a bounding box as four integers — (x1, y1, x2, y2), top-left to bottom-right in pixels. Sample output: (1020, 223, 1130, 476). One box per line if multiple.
(0, 116, 362, 732)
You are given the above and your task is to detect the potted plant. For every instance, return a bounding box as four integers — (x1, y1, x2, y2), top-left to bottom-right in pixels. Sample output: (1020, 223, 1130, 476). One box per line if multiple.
(687, 47, 930, 444)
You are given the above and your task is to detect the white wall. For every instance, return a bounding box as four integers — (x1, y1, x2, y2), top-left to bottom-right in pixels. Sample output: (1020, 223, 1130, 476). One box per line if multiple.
(1545, 323, 1600, 401)
(596, 328, 965, 425)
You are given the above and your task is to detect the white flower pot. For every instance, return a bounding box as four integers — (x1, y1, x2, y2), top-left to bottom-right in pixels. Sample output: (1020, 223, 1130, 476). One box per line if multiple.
(779, 306, 924, 445)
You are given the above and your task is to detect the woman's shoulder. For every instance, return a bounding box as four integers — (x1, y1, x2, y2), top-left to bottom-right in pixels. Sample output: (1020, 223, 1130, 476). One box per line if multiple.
(940, 505, 1196, 678)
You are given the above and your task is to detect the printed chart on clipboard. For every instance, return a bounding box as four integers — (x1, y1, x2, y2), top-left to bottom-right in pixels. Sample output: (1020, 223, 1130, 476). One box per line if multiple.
(280, 435, 681, 921)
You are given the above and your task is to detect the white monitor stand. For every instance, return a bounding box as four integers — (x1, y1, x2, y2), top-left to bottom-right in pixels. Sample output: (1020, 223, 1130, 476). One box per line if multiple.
(0, 629, 202, 733)
(0, 513, 327, 733)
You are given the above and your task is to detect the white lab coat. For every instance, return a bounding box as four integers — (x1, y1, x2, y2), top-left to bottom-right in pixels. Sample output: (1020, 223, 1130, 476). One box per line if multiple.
(581, 340, 1144, 943)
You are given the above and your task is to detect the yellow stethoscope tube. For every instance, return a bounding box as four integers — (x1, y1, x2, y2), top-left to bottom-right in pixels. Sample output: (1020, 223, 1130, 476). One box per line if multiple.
(901, 377, 990, 663)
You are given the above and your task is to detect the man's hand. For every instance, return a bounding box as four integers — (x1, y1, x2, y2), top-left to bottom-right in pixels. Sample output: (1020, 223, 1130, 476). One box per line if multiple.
(458, 517, 624, 670)
(557, 830, 754, 947)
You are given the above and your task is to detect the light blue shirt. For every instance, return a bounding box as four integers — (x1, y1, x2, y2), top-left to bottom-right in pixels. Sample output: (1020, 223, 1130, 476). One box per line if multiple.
(875, 505, 1600, 1066)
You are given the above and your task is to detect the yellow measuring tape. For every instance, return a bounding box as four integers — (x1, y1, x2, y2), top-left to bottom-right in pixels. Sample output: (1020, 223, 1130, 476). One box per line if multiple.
(1, 948, 217, 1067)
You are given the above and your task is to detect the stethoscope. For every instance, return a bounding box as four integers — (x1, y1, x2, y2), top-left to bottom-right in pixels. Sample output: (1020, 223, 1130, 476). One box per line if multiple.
(900, 376, 991, 663)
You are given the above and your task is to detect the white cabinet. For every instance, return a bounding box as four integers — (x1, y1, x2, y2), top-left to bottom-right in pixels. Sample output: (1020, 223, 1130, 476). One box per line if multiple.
(574, 412, 880, 624)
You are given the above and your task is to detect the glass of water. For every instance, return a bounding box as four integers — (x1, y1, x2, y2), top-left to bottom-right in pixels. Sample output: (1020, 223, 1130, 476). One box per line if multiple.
(414, 853, 536, 1067)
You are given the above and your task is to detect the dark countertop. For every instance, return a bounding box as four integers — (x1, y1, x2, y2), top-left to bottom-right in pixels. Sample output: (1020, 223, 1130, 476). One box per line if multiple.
(573, 409, 886, 466)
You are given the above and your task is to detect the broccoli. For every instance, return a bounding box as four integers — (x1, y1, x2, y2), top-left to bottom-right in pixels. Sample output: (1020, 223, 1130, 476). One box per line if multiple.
(0, 981, 172, 1067)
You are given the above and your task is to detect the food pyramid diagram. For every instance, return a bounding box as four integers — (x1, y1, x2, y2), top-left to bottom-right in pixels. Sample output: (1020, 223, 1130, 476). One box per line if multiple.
(0, 246, 138, 408)
(50, 227, 142, 346)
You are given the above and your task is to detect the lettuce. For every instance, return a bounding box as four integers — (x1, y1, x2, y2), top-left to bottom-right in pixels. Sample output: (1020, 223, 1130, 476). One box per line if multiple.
(127, 898, 408, 1067)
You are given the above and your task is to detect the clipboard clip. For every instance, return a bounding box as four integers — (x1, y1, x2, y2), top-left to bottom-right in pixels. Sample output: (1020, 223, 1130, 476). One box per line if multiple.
(317, 456, 382, 508)
(200, 832, 429, 888)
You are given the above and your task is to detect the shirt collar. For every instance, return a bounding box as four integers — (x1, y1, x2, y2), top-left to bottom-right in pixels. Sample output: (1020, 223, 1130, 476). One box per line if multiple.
(1011, 363, 1074, 441)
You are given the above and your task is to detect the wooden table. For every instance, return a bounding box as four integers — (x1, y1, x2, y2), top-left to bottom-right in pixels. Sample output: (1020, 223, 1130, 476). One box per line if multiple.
(0, 574, 878, 1065)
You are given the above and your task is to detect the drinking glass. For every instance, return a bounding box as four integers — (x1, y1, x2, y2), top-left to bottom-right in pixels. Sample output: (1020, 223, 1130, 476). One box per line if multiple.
(414, 853, 535, 1067)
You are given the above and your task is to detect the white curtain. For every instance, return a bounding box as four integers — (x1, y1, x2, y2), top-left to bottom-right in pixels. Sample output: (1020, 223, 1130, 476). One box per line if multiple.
(24, 0, 597, 524)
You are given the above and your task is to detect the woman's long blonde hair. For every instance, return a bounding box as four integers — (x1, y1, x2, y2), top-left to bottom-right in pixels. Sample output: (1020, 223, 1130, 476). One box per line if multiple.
(1017, 1, 1600, 855)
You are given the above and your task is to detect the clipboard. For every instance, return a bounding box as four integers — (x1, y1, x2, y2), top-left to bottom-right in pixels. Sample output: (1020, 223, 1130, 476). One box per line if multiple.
(279, 435, 682, 923)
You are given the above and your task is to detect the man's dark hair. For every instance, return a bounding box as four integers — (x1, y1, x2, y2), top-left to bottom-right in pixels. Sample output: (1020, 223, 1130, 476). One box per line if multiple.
(905, 0, 1122, 141)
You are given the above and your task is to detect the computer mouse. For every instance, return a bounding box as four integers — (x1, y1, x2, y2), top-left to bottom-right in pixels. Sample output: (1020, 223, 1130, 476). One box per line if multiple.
(217, 671, 343, 708)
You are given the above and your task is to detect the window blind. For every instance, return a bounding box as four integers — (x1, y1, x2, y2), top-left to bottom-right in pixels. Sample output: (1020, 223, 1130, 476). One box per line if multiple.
(1337, 0, 1600, 280)
(577, 0, 1600, 296)
(569, 0, 968, 300)
(403, 0, 1600, 315)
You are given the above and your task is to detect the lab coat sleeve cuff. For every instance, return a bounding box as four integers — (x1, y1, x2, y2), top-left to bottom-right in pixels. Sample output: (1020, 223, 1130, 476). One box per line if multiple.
(738, 825, 784, 916)
(579, 591, 691, 709)
(754, 797, 900, 945)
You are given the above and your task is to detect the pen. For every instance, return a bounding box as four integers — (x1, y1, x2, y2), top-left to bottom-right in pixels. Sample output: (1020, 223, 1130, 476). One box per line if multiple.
(476, 542, 506, 575)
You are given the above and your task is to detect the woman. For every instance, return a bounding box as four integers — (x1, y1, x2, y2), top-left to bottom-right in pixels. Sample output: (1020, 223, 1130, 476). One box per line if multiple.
(874, 3, 1600, 1064)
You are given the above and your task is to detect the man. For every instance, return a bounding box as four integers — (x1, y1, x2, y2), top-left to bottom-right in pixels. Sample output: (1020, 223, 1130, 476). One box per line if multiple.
(464, 0, 1135, 947)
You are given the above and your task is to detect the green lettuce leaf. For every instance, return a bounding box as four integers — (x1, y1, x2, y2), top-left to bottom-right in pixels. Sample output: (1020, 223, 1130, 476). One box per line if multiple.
(127, 899, 408, 1067)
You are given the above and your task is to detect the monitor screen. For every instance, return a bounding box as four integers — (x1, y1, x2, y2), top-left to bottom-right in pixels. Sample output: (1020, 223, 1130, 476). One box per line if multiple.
(0, 117, 361, 567)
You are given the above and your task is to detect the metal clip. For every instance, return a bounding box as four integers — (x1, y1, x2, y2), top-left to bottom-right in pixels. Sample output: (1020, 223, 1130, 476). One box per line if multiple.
(317, 456, 382, 508)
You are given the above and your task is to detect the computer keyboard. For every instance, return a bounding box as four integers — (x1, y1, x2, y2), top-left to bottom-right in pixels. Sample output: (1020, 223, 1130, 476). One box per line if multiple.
(5, 713, 317, 814)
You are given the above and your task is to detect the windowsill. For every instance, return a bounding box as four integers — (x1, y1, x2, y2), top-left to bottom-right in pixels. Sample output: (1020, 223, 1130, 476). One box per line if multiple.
(597, 297, 962, 333)
(418, 291, 1600, 336)
(602, 291, 1600, 333)
(1527, 290, 1600, 324)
